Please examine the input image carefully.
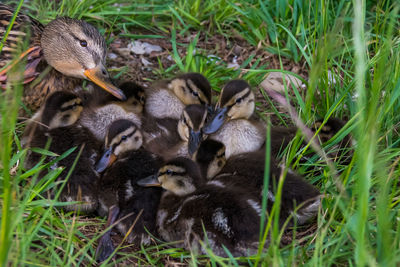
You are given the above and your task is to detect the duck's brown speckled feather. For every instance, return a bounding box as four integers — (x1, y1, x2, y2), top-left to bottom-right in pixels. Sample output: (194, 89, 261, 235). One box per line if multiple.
(0, 4, 82, 111)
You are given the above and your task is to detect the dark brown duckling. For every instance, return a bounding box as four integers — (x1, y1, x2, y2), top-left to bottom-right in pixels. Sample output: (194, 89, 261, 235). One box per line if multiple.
(312, 117, 354, 164)
(95, 119, 163, 262)
(269, 117, 353, 163)
(138, 157, 263, 257)
(194, 139, 321, 227)
(0, 3, 125, 112)
(23, 91, 101, 213)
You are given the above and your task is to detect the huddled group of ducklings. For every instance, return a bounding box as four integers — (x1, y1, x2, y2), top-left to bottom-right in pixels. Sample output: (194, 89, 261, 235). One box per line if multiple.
(1, 3, 351, 260)
(22, 73, 339, 259)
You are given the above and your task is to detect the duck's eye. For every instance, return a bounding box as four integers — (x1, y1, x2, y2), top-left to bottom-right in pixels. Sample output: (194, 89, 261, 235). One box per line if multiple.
(121, 135, 127, 141)
(140, 96, 145, 102)
(192, 91, 199, 97)
(235, 98, 242, 104)
(166, 169, 174, 175)
(80, 40, 88, 47)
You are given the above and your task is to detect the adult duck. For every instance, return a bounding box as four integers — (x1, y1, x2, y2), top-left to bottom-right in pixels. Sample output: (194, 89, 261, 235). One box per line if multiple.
(0, 3, 125, 111)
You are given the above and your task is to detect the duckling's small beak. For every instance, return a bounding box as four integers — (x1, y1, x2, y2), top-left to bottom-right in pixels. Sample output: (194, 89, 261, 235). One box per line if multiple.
(188, 129, 202, 156)
(95, 147, 117, 173)
(137, 175, 161, 187)
(202, 107, 228, 134)
(84, 65, 126, 100)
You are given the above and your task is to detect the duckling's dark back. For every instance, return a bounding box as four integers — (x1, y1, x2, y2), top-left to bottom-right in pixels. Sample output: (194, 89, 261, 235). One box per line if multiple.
(98, 148, 163, 242)
(158, 183, 261, 257)
(215, 149, 320, 226)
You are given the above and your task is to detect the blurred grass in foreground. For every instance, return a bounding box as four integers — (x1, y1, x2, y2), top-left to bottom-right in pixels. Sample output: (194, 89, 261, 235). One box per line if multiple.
(1, 0, 400, 266)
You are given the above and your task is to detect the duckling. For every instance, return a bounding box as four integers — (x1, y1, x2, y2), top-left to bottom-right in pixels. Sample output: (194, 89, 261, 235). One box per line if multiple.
(145, 73, 212, 120)
(268, 117, 353, 162)
(95, 119, 163, 261)
(144, 104, 208, 160)
(203, 79, 265, 158)
(24, 91, 101, 213)
(194, 139, 321, 226)
(79, 81, 145, 141)
(0, 4, 125, 111)
(312, 117, 354, 164)
(138, 157, 263, 257)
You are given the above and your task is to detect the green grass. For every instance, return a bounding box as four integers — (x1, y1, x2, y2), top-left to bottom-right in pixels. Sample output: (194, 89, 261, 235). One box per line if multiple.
(1, 0, 400, 266)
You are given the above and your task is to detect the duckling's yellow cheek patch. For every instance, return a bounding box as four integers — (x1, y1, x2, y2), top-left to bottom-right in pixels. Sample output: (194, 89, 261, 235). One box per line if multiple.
(177, 121, 189, 141)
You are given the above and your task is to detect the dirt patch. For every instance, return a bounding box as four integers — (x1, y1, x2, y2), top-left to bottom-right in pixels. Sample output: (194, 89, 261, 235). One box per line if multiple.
(107, 31, 308, 84)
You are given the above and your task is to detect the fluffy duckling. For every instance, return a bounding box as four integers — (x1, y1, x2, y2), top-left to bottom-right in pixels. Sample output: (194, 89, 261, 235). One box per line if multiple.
(138, 157, 263, 257)
(0, 4, 125, 111)
(312, 117, 354, 164)
(95, 119, 163, 261)
(194, 140, 321, 226)
(268, 117, 353, 162)
(79, 81, 145, 141)
(144, 104, 208, 160)
(203, 79, 265, 158)
(145, 73, 212, 120)
(24, 91, 101, 213)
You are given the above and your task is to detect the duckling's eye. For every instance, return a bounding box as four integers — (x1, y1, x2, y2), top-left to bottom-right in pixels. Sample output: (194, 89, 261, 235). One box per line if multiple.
(235, 98, 242, 104)
(166, 169, 173, 175)
(121, 135, 127, 141)
(192, 91, 199, 97)
(80, 40, 88, 47)
(140, 96, 145, 102)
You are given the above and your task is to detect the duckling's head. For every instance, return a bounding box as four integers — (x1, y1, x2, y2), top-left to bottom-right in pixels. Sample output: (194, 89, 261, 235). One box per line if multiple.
(178, 104, 208, 156)
(41, 17, 125, 100)
(137, 157, 203, 196)
(203, 80, 254, 134)
(193, 139, 226, 179)
(96, 119, 143, 172)
(117, 81, 146, 113)
(168, 73, 212, 106)
(312, 118, 346, 143)
(41, 91, 83, 129)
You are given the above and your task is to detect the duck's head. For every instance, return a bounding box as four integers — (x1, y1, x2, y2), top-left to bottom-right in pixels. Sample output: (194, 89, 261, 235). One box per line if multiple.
(137, 157, 203, 196)
(40, 17, 125, 100)
(178, 104, 208, 156)
(41, 91, 83, 129)
(117, 81, 146, 113)
(203, 80, 254, 134)
(168, 73, 212, 106)
(193, 139, 226, 180)
(95, 119, 143, 172)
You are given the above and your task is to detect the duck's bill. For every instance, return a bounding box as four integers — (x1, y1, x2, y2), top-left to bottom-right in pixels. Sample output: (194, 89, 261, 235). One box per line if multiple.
(137, 175, 161, 187)
(202, 107, 227, 134)
(95, 147, 117, 173)
(188, 129, 202, 156)
(84, 66, 126, 100)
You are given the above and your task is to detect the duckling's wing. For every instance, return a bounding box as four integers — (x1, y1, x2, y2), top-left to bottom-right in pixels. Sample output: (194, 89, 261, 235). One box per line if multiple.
(0, 4, 44, 86)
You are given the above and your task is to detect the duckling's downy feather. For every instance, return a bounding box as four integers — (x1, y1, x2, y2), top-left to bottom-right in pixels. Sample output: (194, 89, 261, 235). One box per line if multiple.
(211, 119, 265, 158)
(145, 88, 185, 119)
(79, 104, 142, 141)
